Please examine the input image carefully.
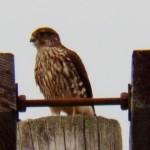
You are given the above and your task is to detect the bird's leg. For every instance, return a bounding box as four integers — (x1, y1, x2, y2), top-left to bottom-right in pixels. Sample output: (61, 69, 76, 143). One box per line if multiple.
(50, 107, 61, 116)
(72, 107, 77, 116)
(51, 112, 60, 116)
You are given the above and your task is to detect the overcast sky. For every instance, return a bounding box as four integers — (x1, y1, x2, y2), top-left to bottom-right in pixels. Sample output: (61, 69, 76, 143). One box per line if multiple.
(1, 1, 150, 149)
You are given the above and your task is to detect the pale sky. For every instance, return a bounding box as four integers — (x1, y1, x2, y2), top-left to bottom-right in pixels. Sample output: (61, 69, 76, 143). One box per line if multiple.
(1, 1, 150, 149)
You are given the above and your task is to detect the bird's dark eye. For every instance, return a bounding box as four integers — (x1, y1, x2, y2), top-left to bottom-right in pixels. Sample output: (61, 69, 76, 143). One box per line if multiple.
(39, 31, 54, 38)
(39, 32, 48, 36)
(39, 32, 45, 36)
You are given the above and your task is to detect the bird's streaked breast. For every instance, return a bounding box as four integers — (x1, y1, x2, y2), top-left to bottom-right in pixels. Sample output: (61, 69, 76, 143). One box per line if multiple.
(35, 47, 87, 99)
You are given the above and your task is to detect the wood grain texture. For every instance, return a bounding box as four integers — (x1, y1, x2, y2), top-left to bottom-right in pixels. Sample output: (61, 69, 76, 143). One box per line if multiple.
(0, 53, 16, 150)
(17, 115, 122, 150)
(130, 50, 150, 150)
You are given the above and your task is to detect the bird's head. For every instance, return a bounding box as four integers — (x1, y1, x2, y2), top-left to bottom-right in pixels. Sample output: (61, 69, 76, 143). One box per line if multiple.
(30, 27, 61, 49)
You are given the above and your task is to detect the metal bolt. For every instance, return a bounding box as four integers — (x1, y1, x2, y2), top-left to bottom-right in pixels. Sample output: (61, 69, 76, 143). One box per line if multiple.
(17, 93, 129, 112)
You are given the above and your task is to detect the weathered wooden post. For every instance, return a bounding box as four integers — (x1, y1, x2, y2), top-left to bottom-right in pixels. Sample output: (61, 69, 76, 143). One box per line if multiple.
(130, 50, 150, 150)
(0, 53, 16, 150)
(17, 115, 122, 150)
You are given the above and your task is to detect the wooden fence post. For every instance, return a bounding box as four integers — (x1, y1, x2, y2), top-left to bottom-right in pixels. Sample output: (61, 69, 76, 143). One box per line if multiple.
(17, 115, 122, 150)
(0, 53, 16, 150)
(130, 50, 150, 150)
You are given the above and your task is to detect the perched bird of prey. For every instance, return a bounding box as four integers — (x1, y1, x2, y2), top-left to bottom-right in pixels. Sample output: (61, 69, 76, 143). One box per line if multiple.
(30, 27, 96, 116)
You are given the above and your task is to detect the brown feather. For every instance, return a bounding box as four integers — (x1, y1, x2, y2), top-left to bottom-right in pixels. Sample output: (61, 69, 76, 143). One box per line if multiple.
(64, 48, 93, 98)
(63, 47, 95, 114)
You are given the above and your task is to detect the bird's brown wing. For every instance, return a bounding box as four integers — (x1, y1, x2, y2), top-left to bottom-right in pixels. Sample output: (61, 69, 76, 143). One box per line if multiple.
(64, 48, 95, 114)
(66, 49, 93, 98)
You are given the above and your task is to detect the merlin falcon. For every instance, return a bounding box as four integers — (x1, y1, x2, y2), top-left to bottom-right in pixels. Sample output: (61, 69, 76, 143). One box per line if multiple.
(30, 27, 96, 116)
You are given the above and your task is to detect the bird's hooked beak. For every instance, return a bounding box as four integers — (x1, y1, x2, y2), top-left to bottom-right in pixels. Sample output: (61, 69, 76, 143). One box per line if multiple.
(30, 35, 36, 43)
